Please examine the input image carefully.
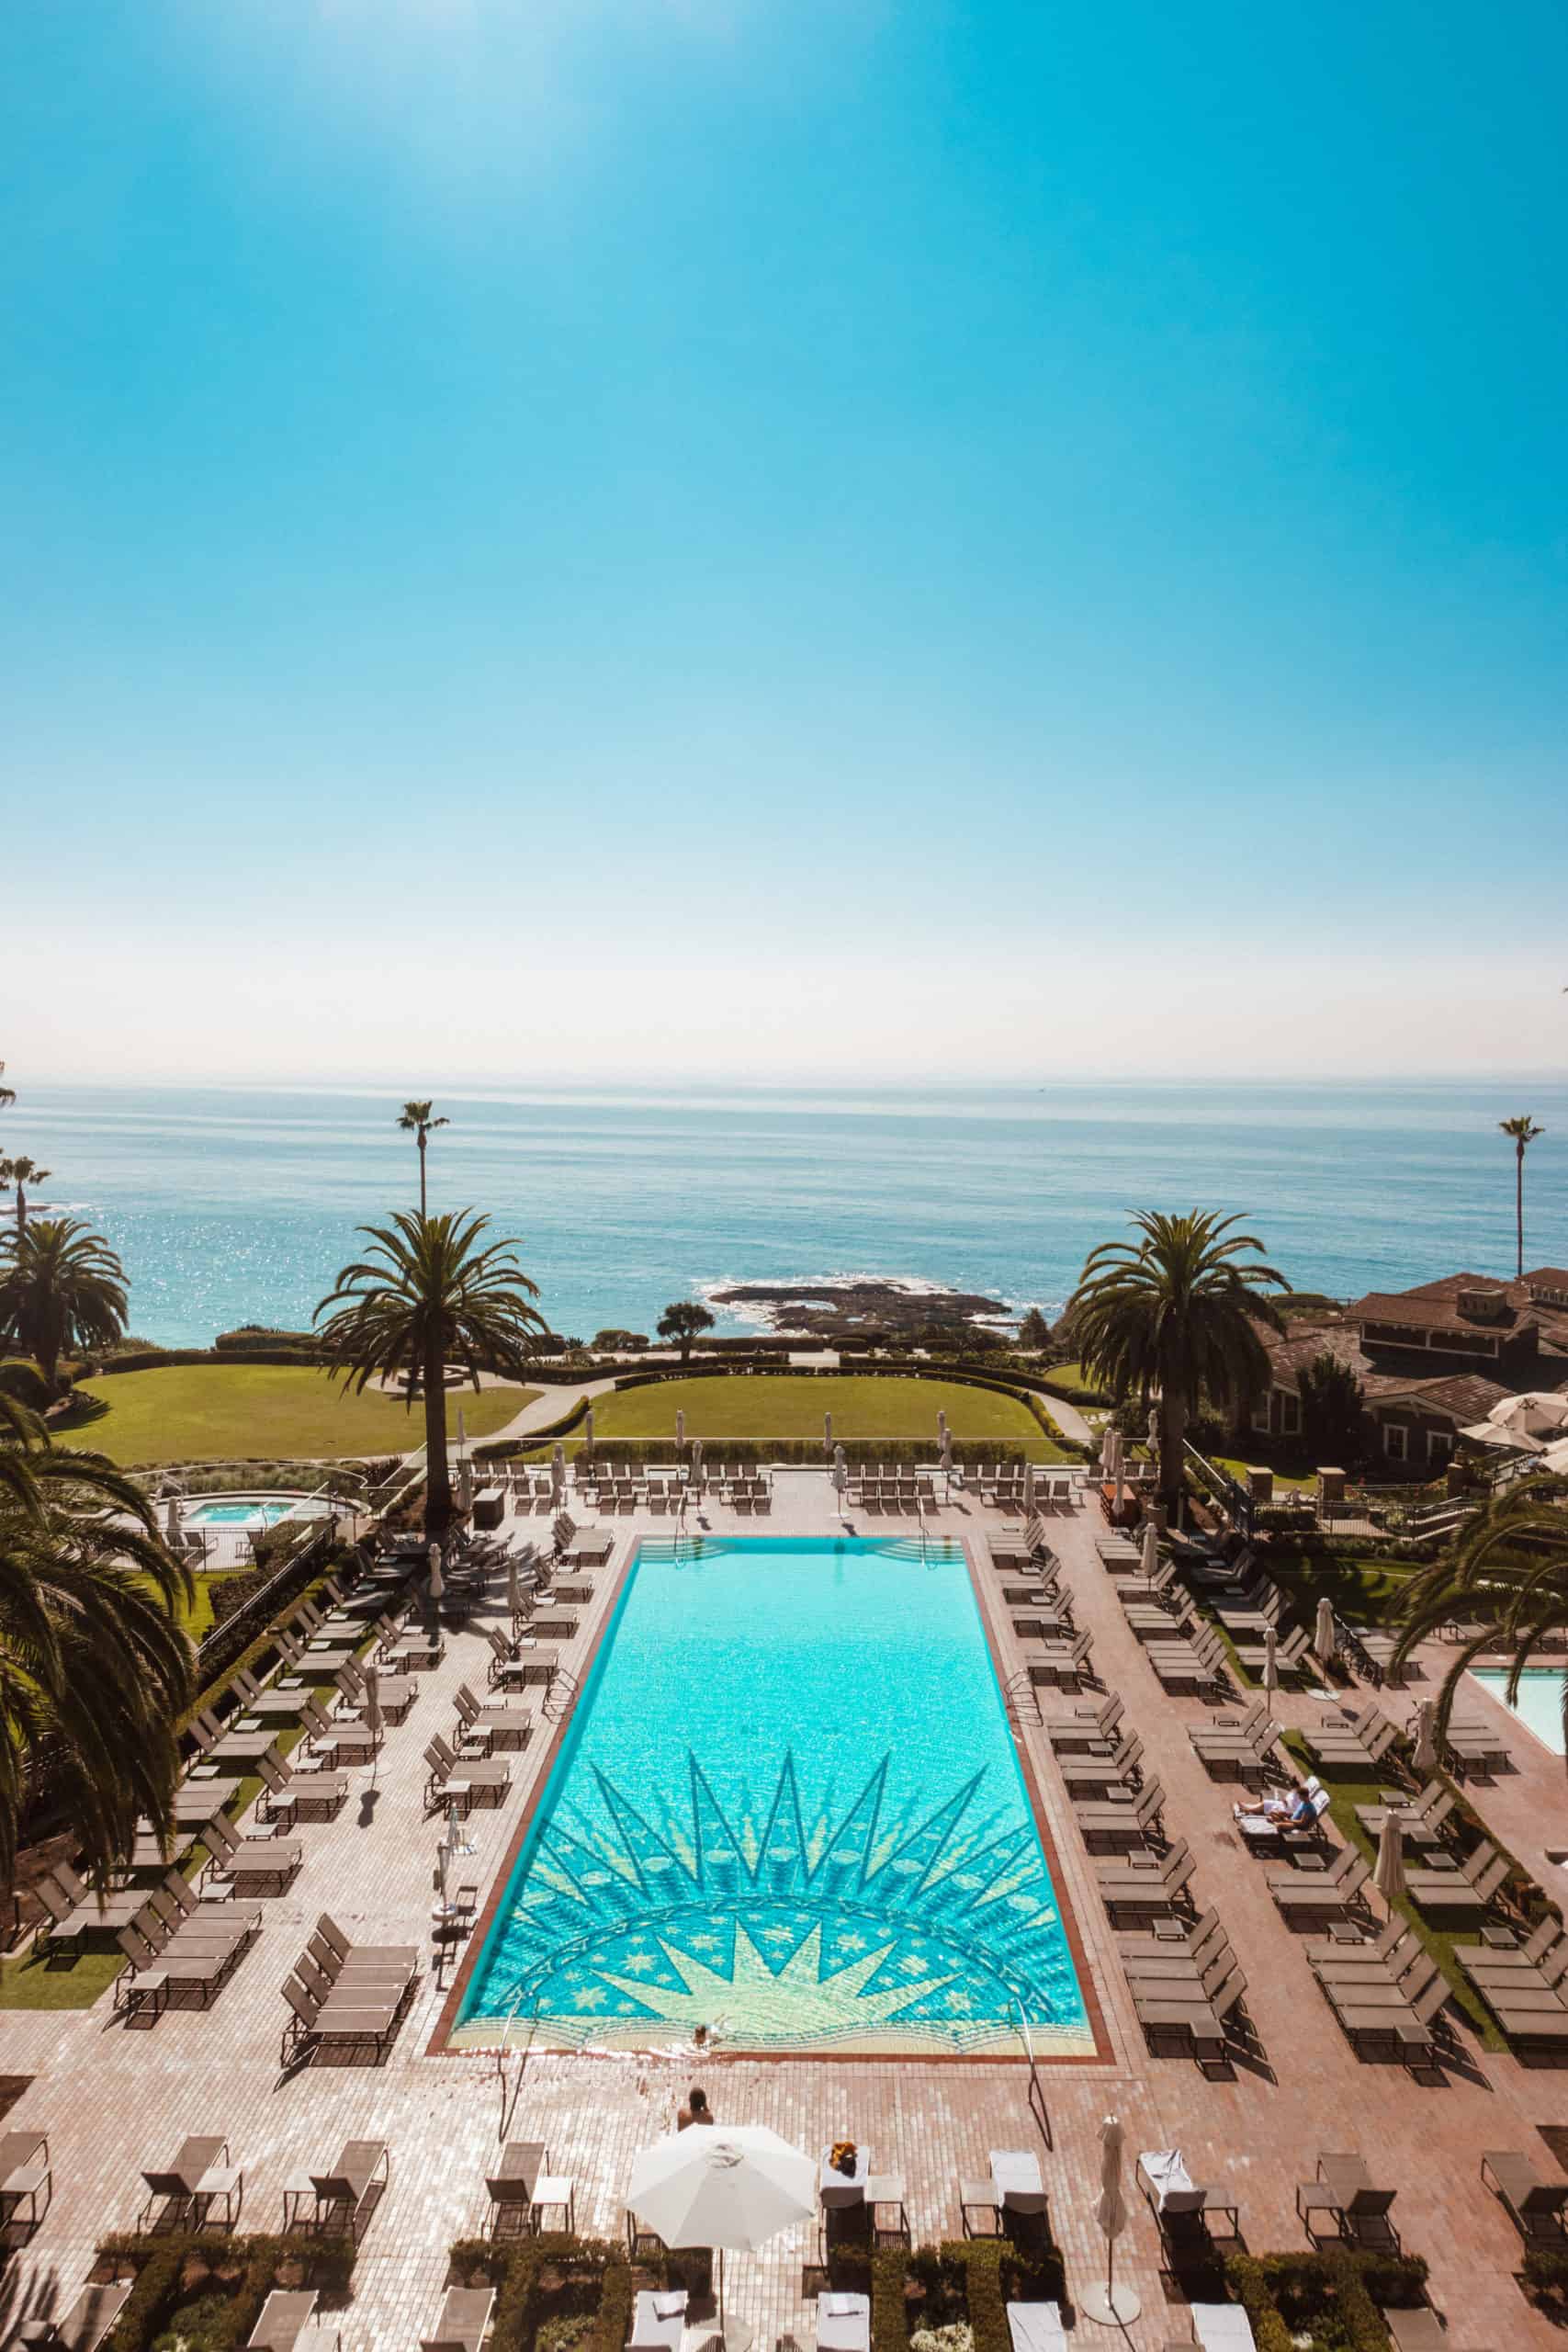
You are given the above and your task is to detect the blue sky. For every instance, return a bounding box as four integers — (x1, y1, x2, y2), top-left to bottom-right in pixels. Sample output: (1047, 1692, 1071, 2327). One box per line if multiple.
(4, 0, 1565, 1080)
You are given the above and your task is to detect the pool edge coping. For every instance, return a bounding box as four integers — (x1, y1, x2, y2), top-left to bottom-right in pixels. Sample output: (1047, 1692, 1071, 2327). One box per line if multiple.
(428, 1529, 1112, 2065)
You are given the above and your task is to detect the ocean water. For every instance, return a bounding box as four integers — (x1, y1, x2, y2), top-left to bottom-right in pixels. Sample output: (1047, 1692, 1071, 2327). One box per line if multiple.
(8, 1079, 1567, 1350)
(452, 1535, 1090, 2056)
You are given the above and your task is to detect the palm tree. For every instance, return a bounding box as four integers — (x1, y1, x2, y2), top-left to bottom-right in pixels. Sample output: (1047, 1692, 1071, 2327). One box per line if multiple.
(0, 1219, 129, 1400)
(1498, 1115, 1544, 1281)
(0, 1394, 194, 1890)
(396, 1100, 450, 1217)
(0, 1157, 53, 1238)
(1070, 1209, 1291, 1517)
(1392, 1472, 1568, 1768)
(316, 1210, 547, 1536)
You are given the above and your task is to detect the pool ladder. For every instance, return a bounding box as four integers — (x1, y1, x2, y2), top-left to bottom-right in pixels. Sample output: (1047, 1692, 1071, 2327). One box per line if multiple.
(1010, 1995, 1053, 2146)
(1001, 1668, 1043, 1728)
(541, 1666, 581, 1724)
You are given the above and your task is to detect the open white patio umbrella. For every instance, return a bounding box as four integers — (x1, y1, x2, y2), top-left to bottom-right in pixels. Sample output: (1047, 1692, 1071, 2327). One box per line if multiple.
(1411, 1699, 1438, 1777)
(427, 1543, 445, 1602)
(1314, 1597, 1337, 1665)
(1261, 1626, 1279, 1698)
(1542, 1436, 1568, 1476)
(626, 2127, 814, 2351)
(551, 1444, 566, 1506)
(1080, 2114, 1139, 2326)
(1374, 1813, 1405, 1905)
(1140, 1521, 1158, 1579)
(1487, 1391, 1568, 1439)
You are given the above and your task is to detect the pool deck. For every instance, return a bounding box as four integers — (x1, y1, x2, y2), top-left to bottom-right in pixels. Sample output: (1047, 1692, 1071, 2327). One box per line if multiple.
(3, 1476, 1566, 2350)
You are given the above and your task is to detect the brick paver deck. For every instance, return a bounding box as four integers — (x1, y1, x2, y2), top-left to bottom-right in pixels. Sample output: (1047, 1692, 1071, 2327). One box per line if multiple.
(2, 1476, 1563, 2350)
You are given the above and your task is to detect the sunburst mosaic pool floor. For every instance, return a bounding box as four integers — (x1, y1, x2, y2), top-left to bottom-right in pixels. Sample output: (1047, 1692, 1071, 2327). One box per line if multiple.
(448, 1537, 1095, 2057)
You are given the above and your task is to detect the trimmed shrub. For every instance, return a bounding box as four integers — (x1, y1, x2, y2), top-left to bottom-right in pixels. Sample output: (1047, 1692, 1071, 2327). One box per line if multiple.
(96, 2234, 355, 2352)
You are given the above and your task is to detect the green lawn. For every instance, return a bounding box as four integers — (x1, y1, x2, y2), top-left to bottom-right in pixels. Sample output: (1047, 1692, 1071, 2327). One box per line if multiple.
(1214, 1454, 1318, 1495)
(58, 1364, 536, 1465)
(585, 1373, 1062, 1455)
(1266, 1548, 1423, 1626)
(1043, 1361, 1110, 1403)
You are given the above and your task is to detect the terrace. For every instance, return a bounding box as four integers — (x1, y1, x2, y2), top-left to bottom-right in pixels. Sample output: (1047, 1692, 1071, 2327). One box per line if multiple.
(2, 1469, 1566, 2352)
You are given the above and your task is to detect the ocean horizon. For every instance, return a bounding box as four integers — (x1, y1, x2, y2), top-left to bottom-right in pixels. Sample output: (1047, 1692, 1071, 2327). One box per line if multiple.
(8, 1078, 1566, 1351)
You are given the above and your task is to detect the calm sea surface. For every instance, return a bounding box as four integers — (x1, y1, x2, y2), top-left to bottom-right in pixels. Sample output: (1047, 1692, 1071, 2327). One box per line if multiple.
(9, 1080, 1567, 1350)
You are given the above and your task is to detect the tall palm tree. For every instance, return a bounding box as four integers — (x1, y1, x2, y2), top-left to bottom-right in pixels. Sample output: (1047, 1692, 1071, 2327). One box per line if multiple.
(1498, 1114, 1544, 1281)
(316, 1210, 547, 1536)
(1070, 1209, 1291, 1517)
(396, 1100, 449, 1217)
(1392, 1472, 1568, 1768)
(0, 1219, 129, 1400)
(0, 1157, 53, 1238)
(0, 1394, 194, 1890)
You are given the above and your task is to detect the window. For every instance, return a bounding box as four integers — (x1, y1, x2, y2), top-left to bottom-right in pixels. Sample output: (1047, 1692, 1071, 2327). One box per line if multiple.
(1251, 1403, 1270, 1434)
(1280, 1393, 1302, 1437)
(1427, 1429, 1452, 1465)
(1383, 1423, 1407, 1462)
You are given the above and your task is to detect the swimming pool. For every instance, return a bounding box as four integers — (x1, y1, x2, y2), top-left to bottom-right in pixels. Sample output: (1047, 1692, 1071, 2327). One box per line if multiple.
(450, 1535, 1093, 2059)
(185, 1498, 299, 1529)
(1470, 1668, 1566, 1756)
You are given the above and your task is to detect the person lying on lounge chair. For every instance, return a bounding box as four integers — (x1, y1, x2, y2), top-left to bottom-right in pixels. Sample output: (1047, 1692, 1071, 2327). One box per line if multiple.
(1233, 1781, 1315, 1828)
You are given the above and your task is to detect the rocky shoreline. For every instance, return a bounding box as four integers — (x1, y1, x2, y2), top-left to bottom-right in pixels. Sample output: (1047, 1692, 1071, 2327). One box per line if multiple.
(708, 1277, 1014, 1341)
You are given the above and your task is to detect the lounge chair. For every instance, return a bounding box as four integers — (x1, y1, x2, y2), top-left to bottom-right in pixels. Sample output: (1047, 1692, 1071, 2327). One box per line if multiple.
(420, 2288, 495, 2352)
(1481, 2150, 1568, 2243)
(1189, 2306, 1256, 2352)
(246, 2293, 321, 2352)
(815, 2296, 871, 2352)
(13, 2279, 136, 2352)
(137, 2134, 243, 2232)
(0, 2131, 51, 2230)
(1073, 1779, 1164, 1852)
(201, 1815, 302, 1896)
(484, 2140, 549, 2239)
(423, 1735, 512, 1810)
(1404, 1846, 1509, 1917)
(1005, 2310, 1066, 2352)
(627, 2293, 688, 2352)
(302, 2139, 391, 2241)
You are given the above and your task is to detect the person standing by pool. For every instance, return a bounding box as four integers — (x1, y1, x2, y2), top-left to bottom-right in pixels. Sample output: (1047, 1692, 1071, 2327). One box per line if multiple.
(678, 2086, 714, 2130)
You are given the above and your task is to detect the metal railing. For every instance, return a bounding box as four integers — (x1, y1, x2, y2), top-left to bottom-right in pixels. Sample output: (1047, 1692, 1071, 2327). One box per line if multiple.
(1010, 1995, 1052, 2146)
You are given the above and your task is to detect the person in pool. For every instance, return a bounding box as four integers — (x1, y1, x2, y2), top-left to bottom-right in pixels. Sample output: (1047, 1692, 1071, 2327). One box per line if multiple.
(678, 2087, 714, 2130)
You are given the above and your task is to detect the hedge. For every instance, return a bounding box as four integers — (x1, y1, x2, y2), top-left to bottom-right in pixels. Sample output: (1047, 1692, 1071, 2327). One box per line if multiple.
(95, 2233, 355, 2352)
(447, 2236, 638, 2352)
(1225, 2250, 1430, 2352)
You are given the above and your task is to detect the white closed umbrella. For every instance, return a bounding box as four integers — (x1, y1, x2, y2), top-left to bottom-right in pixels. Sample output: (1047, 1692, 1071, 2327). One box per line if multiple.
(427, 1542, 445, 1602)
(1023, 1463, 1036, 1514)
(940, 1430, 954, 1481)
(1080, 2113, 1139, 2325)
(1261, 1625, 1279, 1698)
(455, 1457, 473, 1514)
(937, 1409, 948, 1444)
(626, 2127, 814, 2349)
(832, 1443, 847, 1510)
(676, 1408, 686, 1451)
(363, 1661, 382, 1736)
(1111, 1430, 1125, 1510)
(1375, 1812, 1405, 1905)
(550, 1444, 566, 1506)
(584, 1407, 595, 1448)
(1412, 1699, 1438, 1777)
(507, 1555, 521, 1623)
(457, 1406, 468, 1455)
(1314, 1597, 1337, 1665)
(691, 1437, 704, 1484)
(164, 1498, 181, 1546)
(1141, 1521, 1159, 1578)
(824, 1410, 832, 1453)
(446, 1797, 476, 1858)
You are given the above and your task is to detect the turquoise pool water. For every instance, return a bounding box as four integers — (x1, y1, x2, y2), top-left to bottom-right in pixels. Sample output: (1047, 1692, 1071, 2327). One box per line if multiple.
(1470, 1668, 1566, 1756)
(186, 1499, 296, 1527)
(452, 1535, 1091, 2058)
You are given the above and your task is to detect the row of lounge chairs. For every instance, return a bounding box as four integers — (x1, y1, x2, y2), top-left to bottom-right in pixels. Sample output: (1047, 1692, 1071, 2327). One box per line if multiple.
(1303, 1918, 1450, 2067)
(281, 1914, 420, 2067)
(1121, 1908, 1249, 2071)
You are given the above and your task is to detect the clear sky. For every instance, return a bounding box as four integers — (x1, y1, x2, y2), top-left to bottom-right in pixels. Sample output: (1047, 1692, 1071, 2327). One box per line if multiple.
(4, 0, 1565, 1082)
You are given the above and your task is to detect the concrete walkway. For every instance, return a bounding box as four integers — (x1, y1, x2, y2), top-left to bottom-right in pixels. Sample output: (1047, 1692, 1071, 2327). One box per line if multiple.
(1038, 1382, 1095, 1445)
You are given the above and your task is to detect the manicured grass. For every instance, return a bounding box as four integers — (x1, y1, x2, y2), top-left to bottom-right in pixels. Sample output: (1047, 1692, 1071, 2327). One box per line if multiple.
(1044, 1361, 1110, 1403)
(585, 1373, 1063, 1455)
(58, 1364, 537, 1465)
(0, 1947, 127, 2010)
(1214, 1454, 1317, 1494)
